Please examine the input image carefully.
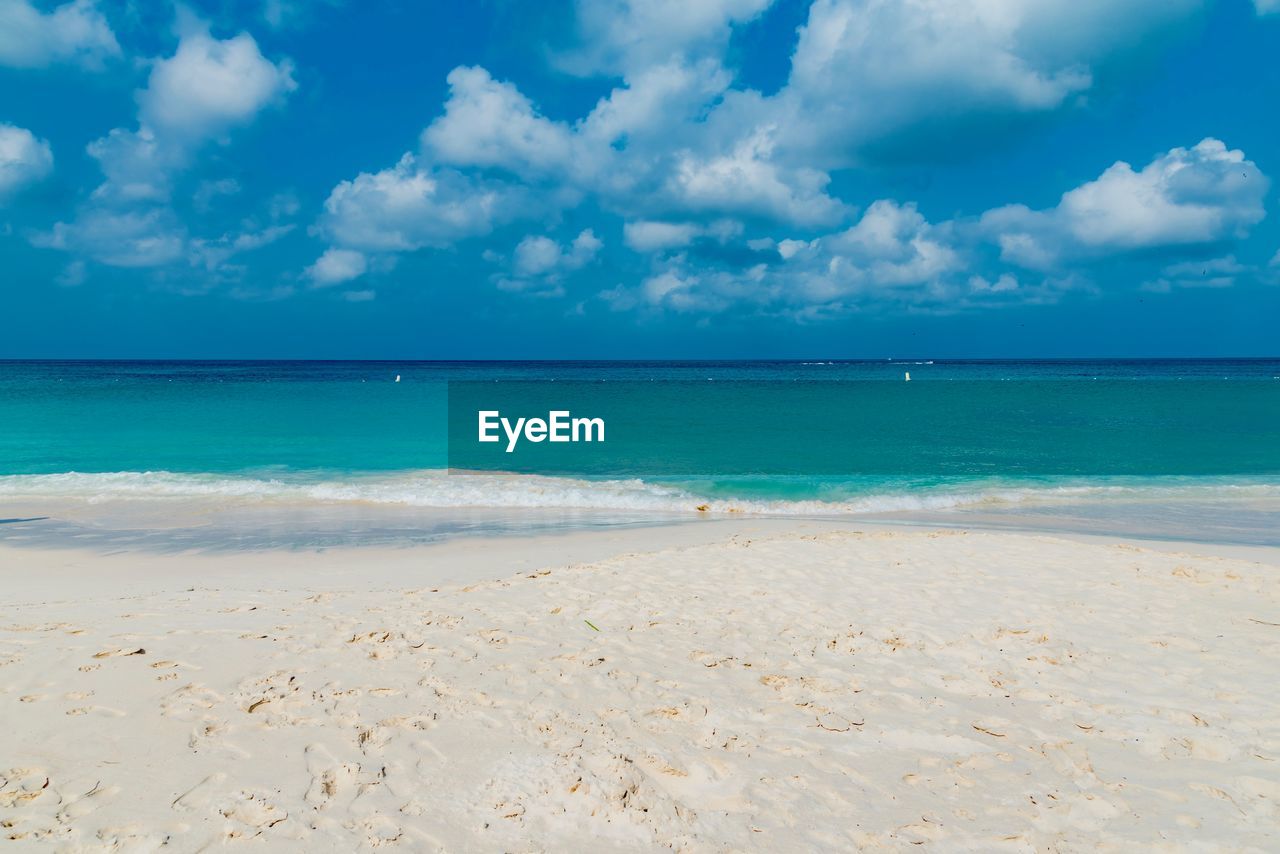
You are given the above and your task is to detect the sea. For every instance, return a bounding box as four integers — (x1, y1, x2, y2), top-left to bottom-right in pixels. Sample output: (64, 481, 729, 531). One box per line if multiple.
(1, 359, 1277, 550)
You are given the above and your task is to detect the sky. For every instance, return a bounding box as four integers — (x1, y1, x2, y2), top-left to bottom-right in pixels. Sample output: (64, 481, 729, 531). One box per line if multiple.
(1, 0, 1279, 359)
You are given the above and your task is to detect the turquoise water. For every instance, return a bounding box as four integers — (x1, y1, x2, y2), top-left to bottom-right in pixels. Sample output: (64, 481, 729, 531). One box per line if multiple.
(1, 359, 1278, 546)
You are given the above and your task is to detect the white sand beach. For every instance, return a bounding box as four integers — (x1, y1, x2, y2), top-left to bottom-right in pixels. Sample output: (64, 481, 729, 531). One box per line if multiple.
(3, 521, 1279, 851)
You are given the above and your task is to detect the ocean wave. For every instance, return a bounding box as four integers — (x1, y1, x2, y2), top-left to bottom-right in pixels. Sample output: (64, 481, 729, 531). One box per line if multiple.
(1, 471, 1278, 517)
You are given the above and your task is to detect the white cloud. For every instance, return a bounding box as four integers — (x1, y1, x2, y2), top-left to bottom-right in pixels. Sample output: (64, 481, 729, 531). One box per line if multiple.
(579, 60, 730, 150)
(643, 270, 696, 306)
(369, 60, 842, 241)
(85, 126, 174, 202)
(572, 229, 604, 257)
(981, 139, 1268, 269)
(1256, 0, 1279, 15)
(603, 199, 968, 315)
(422, 67, 580, 178)
(319, 154, 525, 252)
(771, 0, 1203, 166)
(623, 218, 744, 252)
(624, 220, 701, 252)
(562, 0, 772, 74)
(309, 1, 1232, 307)
(139, 27, 296, 141)
(667, 127, 846, 226)
(611, 262, 768, 313)
(306, 247, 368, 286)
(498, 229, 603, 295)
(969, 273, 1020, 294)
(82, 22, 295, 203)
(32, 209, 186, 268)
(33, 17, 298, 274)
(0, 123, 53, 198)
(0, 0, 119, 69)
(609, 138, 1270, 318)
(513, 236, 563, 277)
(1058, 139, 1264, 248)
(826, 200, 962, 288)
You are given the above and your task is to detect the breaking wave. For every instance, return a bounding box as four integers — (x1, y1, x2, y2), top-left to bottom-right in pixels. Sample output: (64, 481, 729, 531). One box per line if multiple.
(2, 470, 1278, 517)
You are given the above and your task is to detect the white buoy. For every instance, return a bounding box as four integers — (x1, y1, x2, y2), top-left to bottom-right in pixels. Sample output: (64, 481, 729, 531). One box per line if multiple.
(395, 374, 401, 383)
(904, 371, 911, 382)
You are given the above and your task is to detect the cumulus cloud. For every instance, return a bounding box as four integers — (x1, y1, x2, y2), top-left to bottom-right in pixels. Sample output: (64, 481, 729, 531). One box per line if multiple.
(824, 201, 963, 289)
(84, 126, 175, 203)
(139, 27, 296, 141)
(422, 67, 581, 179)
(0, 0, 119, 69)
(624, 220, 702, 252)
(770, 0, 1203, 166)
(578, 60, 730, 151)
(311, 1, 1236, 312)
(495, 229, 603, 295)
(34, 18, 297, 271)
(80, 21, 295, 205)
(1057, 139, 1264, 247)
(306, 247, 368, 286)
(316, 53, 841, 280)
(604, 261, 771, 313)
(318, 154, 527, 252)
(667, 127, 846, 226)
(0, 123, 53, 199)
(32, 208, 186, 268)
(605, 200, 969, 314)
(1256, 0, 1279, 14)
(714, 200, 969, 309)
(517, 229, 601, 275)
(314, 0, 1209, 281)
(561, 0, 772, 74)
(980, 139, 1267, 270)
(605, 137, 1270, 318)
(623, 218, 744, 253)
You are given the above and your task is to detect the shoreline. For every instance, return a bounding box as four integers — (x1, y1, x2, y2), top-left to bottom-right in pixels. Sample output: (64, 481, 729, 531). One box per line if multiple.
(5, 516, 1280, 605)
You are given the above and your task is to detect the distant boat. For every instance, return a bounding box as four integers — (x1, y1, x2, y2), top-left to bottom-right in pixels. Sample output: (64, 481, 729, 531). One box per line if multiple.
(904, 371, 911, 382)
(395, 375, 401, 383)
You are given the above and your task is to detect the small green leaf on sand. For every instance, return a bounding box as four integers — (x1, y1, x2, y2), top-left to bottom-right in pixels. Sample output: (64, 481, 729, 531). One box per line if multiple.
(584, 620, 600, 632)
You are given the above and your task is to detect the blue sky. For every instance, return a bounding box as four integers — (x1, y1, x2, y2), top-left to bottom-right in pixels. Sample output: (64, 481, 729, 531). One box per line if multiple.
(2, 0, 1279, 358)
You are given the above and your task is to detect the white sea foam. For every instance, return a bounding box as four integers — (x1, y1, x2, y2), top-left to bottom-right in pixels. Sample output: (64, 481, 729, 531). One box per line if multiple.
(1, 470, 1277, 517)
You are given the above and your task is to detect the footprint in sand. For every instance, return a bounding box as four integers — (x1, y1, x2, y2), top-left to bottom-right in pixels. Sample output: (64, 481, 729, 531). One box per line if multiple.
(187, 718, 248, 759)
(304, 744, 360, 811)
(91, 647, 146, 659)
(161, 683, 225, 720)
(65, 705, 125, 717)
(218, 790, 288, 830)
(57, 781, 121, 821)
(0, 768, 53, 809)
(171, 772, 227, 812)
